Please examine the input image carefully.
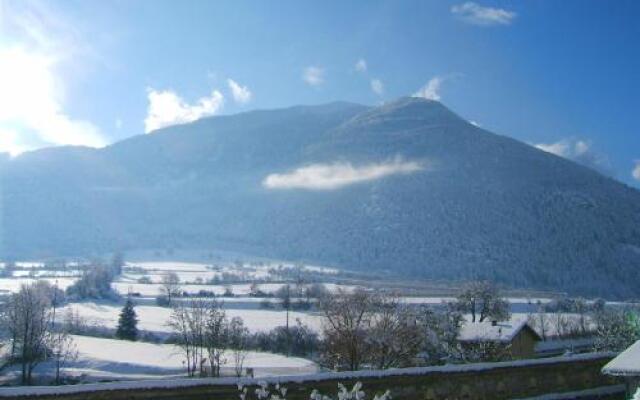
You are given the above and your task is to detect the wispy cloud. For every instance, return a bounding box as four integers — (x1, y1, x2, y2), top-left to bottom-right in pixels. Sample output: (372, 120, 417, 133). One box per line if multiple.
(263, 158, 425, 190)
(451, 2, 516, 26)
(413, 76, 445, 101)
(355, 58, 367, 73)
(632, 160, 640, 181)
(535, 139, 589, 158)
(370, 79, 384, 96)
(303, 66, 324, 86)
(227, 78, 252, 104)
(144, 88, 224, 133)
(0, 2, 107, 155)
(534, 138, 612, 176)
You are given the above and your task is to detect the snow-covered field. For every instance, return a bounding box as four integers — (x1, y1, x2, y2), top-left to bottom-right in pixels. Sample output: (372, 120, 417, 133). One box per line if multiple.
(0, 336, 318, 384)
(60, 302, 324, 334)
(0, 277, 77, 293)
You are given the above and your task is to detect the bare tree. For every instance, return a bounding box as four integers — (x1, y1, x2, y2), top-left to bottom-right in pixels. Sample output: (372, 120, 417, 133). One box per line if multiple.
(367, 294, 423, 369)
(3, 283, 52, 385)
(593, 307, 640, 352)
(160, 272, 181, 306)
(228, 317, 249, 377)
(527, 302, 550, 340)
(318, 289, 375, 371)
(203, 300, 227, 377)
(48, 329, 78, 385)
(461, 340, 512, 363)
(551, 312, 572, 338)
(573, 298, 590, 336)
(168, 300, 203, 376)
(168, 298, 230, 377)
(276, 284, 292, 355)
(418, 304, 464, 365)
(456, 281, 510, 323)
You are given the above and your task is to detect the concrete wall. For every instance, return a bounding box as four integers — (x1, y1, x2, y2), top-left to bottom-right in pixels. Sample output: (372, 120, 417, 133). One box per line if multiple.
(0, 353, 624, 400)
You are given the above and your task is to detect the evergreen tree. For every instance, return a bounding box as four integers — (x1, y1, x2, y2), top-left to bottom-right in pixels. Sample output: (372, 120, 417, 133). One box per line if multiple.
(116, 297, 138, 341)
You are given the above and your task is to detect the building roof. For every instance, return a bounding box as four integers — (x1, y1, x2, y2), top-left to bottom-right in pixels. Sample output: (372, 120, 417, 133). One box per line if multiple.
(602, 340, 640, 377)
(458, 320, 541, 343)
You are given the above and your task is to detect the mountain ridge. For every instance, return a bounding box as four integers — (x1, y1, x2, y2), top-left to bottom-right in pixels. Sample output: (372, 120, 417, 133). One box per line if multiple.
(1, 98, 639, 298)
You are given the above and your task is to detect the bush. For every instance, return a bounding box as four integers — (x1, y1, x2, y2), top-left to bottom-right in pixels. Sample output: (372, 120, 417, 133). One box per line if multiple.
(156, 295, 170, 307)
(66, 266, 118, 300)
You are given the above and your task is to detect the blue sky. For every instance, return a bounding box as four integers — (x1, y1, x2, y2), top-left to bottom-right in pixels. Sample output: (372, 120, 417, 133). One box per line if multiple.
(1, 0, 639, 186)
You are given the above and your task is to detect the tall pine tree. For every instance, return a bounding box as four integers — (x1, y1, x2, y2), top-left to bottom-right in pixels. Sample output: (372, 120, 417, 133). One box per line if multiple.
(116, 297, 138, 341)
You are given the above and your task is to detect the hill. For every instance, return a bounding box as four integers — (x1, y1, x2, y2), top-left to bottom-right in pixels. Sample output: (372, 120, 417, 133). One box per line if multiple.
(1, 98, 639, 298)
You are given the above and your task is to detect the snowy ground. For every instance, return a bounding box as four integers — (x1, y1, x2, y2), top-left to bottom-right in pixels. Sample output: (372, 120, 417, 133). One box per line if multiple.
(0, 335, 318, 385)
(59, 302, 325, 334)
(0, 259, 572, 342)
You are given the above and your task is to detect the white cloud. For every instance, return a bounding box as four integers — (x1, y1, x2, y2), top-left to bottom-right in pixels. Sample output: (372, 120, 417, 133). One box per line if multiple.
(0, 46, 106, 155)
(303, 66, 324, 86)
(371, 79, 384, 95)
(534, 138, 612, 176)
(144, 88, 224, 133)
(227, 78, 252, 104)
(632, 161, 640, 181)
(535, 141, 571, 157)
(355, 59, 367, 73)
(263, 158, 425, 190)
(535, 139, 590, 158)
(0, 2, 107, 156)
(115, 118, 123, 130)
(451, 2, 517, 26)
(413, 76, 445, 101)
(0, 128, 29, 157)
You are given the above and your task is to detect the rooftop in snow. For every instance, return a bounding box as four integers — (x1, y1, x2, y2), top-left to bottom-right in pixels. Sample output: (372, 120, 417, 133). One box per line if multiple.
(458, 320, 541, 343)
(602, 340, 640, 376)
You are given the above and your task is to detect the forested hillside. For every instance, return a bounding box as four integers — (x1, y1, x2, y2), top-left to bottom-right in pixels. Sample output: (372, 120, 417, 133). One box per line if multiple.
(2, 98, 639, 298)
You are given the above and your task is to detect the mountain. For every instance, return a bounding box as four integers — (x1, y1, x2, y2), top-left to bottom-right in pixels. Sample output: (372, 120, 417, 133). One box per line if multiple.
(1, 98, 639, 298)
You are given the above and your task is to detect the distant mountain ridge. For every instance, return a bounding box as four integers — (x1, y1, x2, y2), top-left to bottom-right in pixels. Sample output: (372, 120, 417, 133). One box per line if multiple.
(2, 98, 639, 298)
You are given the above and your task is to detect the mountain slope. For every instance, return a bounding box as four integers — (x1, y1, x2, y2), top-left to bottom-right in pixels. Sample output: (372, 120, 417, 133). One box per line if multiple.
(1, 98, 639, 298)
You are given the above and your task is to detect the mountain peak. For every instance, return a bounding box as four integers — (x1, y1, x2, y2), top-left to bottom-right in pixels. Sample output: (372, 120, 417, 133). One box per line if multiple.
(338, 96, 465, 132)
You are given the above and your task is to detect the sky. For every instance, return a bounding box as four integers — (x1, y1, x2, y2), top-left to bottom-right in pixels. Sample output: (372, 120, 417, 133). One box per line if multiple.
(0, 0, 639, 186)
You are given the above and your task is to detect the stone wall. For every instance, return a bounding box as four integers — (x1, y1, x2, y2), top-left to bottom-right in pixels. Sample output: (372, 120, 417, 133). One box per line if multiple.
(0, 353, 624, 400)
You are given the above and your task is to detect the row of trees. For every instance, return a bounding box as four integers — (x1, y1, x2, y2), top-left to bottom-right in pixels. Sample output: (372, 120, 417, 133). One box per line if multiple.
(160, 281, 513, 374)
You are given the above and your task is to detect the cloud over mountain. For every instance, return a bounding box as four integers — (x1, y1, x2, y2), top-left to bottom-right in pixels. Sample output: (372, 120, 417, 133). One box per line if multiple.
(227, 79, 252, 104)
(414, 76, 445, 101)
(535, 138, 612, 176)
(633, 160, 640, 181)
(263, 158, 424, 190)
(144, 88, 224, 133)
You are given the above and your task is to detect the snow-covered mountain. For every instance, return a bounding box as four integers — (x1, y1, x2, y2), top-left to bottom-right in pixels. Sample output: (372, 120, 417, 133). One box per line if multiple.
(2, 97, 639, 298)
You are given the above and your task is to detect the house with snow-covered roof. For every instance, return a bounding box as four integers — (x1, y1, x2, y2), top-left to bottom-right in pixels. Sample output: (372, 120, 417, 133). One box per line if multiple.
(458, 319, 541, 359)
(602, 340, 640, 397)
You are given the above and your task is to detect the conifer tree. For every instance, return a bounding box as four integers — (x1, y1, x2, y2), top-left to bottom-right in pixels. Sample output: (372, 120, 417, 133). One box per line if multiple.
(116, 297, 138, 341)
